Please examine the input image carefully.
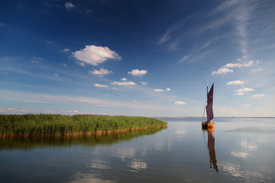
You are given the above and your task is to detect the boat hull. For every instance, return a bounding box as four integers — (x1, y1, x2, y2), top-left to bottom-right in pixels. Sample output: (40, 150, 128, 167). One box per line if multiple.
(201, 121, 215, 129)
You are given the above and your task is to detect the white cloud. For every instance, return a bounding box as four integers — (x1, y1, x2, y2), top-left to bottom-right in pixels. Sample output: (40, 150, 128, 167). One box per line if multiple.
(121, 78, 127, 81)
(241, 104, 250, 106)
(61, 63, 68, 67)
(211, 67, 234, 75)
(73, 110, 78, 113)
(111, 81, 137, 86)
(235, 88, 254, 93)
(166, 88, 171, 91)
(54, 74, 58, 76)
(251, 94, 266, 99)
(227, 80, 244, 85)
(133, 100, 137, 102)
(72, 45, 121, 66)
(212, 61, 254, 75)
(225, 61, 253, 68)
(89, 68, 112, 77)
(76, 62, 85, 67)
(65, 2, 76, 10)
(158, 28, 172, 45)
(234, 93, 244, 95)
(8, 108, 15, 110)
(31, 60, 39, 64)
(140, 81, 148, 85)
(0, 108, 5, 112)
(179, 55, 191, 63)
(252, 68, 262, 72)
(62, 48, 70, 52)
(174, 101, 186, 105)
(94, 83, 108, 88)
(128, 69, 148, 77)
(154, 89, 163, 92)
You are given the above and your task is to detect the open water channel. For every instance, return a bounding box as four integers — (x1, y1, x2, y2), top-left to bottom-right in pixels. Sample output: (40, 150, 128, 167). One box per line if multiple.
(1, 117, 275, 182)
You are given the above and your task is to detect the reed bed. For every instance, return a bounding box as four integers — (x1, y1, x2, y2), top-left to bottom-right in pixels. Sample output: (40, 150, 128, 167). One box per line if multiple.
(0, 114, 167, 137)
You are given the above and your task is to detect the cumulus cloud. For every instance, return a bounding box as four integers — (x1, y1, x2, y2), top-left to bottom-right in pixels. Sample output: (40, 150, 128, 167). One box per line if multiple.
(251, 94, 266, 99)
(89, 68, 112, 77)
(227, 80, 244, 85)
(62, 48, 70, 52)
(8, 108, 15, 110)
(167, 88, 171, 91)
(224, 61, 253, 68)
(111, 81, 137, 86)
(65, 2, 76, 10)
(234, 93, 244, 95)
(235, 88, 254, 93)
(174, 101, 186, 105)
(121, 78, 127, 81)
(154, 89, 163, 92)
(128, 69, 148, 77)
(73, 45, 121, 66)
(212, 61, 254, 75)
(94, 83, 108, 88)
(211, 67, 234, 75)
(140, 81, 148, 85)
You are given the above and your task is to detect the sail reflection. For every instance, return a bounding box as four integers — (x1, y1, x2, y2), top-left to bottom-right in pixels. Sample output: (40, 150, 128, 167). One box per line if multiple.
(203, 129, 218, 173)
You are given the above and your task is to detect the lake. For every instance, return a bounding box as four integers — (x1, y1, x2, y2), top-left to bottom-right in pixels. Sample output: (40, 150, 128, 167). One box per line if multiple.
(1, 117, 275, 182)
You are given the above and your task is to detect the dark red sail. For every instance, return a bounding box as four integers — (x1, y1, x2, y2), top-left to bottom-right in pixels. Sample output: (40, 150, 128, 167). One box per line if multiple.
(206, 83, 214, 121)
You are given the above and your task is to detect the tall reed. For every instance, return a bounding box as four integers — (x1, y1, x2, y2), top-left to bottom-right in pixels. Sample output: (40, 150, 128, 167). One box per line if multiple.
(0, 114, 167, 136)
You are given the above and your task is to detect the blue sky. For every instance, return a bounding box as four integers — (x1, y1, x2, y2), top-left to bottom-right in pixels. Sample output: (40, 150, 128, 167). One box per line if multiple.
(0, 0, 274, 117)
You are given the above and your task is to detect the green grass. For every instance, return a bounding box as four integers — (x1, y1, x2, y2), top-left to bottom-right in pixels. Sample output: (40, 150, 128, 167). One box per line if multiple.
(0, 114, 167, 136)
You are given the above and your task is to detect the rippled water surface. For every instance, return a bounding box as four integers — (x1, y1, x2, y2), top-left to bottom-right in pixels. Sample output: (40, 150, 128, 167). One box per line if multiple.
(1, 118, 275, 182)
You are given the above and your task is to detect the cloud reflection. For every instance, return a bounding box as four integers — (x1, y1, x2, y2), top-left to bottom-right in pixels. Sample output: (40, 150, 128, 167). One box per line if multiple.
(128, 160, 148, 172)
(90, 159, 110, 170)
(70, 171, 116, 183)
(231, 151, 249, 159)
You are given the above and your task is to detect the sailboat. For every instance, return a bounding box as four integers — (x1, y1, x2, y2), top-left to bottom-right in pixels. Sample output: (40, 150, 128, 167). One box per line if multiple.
(202, 82, 214, 129)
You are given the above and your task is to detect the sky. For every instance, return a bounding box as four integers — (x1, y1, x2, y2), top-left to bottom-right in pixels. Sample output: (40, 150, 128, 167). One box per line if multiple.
(0, 0, 275, 117)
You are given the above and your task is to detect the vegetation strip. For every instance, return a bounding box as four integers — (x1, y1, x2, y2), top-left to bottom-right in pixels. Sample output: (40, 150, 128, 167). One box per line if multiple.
(0, 114, 167, 137)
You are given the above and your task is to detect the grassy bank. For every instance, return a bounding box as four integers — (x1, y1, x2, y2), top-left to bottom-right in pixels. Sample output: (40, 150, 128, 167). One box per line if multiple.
(0, 114, 167, 137)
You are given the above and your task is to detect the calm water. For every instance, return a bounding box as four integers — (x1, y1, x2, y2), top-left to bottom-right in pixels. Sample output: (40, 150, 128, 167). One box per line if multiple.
(1, 118, 275, 183)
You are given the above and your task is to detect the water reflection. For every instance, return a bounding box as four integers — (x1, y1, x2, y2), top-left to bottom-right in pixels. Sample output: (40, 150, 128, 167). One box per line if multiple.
(0, 127, 166, 150)
(203, 129, 218, 174)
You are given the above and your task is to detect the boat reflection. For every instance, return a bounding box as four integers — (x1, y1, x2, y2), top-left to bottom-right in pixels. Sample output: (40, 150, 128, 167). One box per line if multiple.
(203, 129, 218, 174)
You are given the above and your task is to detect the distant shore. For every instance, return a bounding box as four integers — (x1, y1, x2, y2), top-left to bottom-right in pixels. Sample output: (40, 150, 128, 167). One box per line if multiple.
(0, 114, 167, 137)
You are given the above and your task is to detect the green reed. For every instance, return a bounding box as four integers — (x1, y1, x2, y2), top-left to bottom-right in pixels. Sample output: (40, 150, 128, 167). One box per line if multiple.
(0, 114, 167, 136)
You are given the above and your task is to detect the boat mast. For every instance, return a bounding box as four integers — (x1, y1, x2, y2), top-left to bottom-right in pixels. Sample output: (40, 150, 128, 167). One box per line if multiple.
(207, 79, 208, 95)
